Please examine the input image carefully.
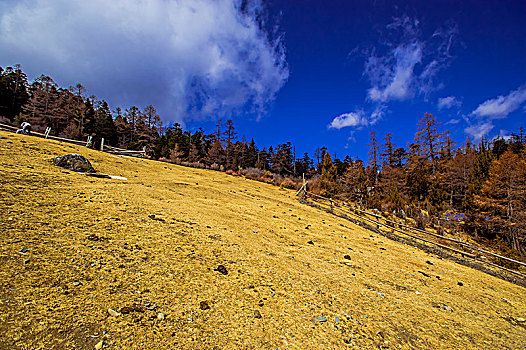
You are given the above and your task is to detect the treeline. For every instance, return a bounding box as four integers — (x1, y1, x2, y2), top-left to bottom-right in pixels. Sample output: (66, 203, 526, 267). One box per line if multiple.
(0, 65, 162, 150)
(1, 65, 525, 257)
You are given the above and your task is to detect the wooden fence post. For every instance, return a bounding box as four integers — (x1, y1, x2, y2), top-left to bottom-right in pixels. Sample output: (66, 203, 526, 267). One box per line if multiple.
(100, 138, 105, 151)
(86, 136, 92, 148)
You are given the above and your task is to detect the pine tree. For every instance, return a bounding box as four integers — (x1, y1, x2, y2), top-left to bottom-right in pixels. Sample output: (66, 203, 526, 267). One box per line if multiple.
(414, 112, 445, 174)
(367, 130, 380, 184)
(320, 152, 338, 197)
(0, 65, 30, 121)
(381, 132, 395, 167)
(481, 150, 526, 254)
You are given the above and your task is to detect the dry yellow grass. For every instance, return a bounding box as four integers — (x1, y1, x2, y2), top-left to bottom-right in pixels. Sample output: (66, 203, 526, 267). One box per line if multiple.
(1, 130, 525, 350)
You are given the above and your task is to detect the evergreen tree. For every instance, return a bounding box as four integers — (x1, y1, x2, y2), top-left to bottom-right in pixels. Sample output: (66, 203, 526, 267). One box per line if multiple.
(367, 130, 380, 184)
(0, 65, 30, 121)
(414, 112, 445, 174)
(94, 100, 118, 146)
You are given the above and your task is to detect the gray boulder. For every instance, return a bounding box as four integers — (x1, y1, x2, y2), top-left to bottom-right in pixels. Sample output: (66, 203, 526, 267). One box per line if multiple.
(52, 154, 95, 173)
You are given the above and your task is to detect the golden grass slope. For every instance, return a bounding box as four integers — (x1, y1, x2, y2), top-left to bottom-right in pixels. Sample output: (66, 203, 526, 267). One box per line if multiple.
(0, 130, 525, 349)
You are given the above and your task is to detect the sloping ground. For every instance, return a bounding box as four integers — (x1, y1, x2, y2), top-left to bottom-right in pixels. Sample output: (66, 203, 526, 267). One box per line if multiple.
(0, 130, 525, 350)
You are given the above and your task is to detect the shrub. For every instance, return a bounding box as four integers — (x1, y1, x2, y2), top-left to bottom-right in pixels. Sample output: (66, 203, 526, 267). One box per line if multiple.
(280, 177, 298, 190)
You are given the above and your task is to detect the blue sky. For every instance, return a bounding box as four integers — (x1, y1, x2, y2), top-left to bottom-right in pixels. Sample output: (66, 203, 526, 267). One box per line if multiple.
(1, 0, 525, 161)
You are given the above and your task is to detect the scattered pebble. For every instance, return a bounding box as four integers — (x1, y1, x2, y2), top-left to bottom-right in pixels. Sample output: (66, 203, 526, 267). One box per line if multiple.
(157, 312, 166, 320)
(426, 260, 434, 265)
(344, 255, 351, 260)
(307, 241, 314, 245)
(458, 282, 464, 286)
(314, 316, 327, 322)
(215, 265, 228, 275)
(95, 340, 103, 350)
(73, 282, 81, 287)
(415, 291, 421, 295)
(19, 247, 28, 254)
(516, 317, 525, 323)
(108, 309, 120, 317)
(443, 306, 452, 311)
(254, 310, 262, 319)
(200, 301, 210, 310)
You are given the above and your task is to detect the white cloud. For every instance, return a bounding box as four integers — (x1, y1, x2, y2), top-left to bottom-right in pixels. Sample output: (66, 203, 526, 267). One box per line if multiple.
(328, 112, 367, 130)
(471, 85, 526, 119)
(438, 96, 462, 110)
(465, 122, 494, 141)
(366, 42, 422, 102)
(328, 107, 384, 130)
(0, 0, 289, 123)
(361, 16, 456, 103)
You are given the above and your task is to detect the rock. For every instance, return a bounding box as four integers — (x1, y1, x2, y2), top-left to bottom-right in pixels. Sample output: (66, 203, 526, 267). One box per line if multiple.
(443, 305, 452, 311)
(108, 309, 120, 317)
(95, 340, 103, 350)
(344, 255, 351, 260)
(254, 310, 262, 319)
(157, 312, 166, 320)
(315, 316, 327, 322)
(426, 260, 434, 265)
(457, 281, 464, 286)
(52, 154, 95, 173)
(73, 282, 81, 287)
(200, 301, 210, 310)
(415, 291, 421, 295)
(516, 317, 525, 323)
(215, 265, 228, 275)
(307, 240, 314, 245)
(19, 247, 28, 254)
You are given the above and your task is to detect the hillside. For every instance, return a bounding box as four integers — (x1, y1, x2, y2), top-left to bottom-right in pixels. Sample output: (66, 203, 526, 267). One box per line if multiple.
(1, 130, 525, 350)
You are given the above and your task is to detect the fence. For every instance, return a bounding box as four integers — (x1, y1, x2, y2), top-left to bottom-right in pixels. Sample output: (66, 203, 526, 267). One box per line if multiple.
(0, 122, 146, 158)
(296, 182, 526, 287)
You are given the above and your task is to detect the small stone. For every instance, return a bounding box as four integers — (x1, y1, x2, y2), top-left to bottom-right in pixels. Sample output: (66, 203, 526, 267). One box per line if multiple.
(19, 247, 28, 254)
(254, 310, 262, 319)
(415, 291, 421, 295)
(457, 282, 464, 286)
(215, 265, 228, 275)
(307, 240, 314, 245)
(108, 309, 120, 317)
(73, 282, 81, 287)
(315, 316, 327, 322)
(426, 260, 434, 265)
(157, 312, 165, 320)
(94, 340, 103, 350)
(344, 255, 351, 260)
(200, 301, 210, 310)
(516, 317, 525, 323)
(443, 305, 452, 311)
(24, 259, 30, 264)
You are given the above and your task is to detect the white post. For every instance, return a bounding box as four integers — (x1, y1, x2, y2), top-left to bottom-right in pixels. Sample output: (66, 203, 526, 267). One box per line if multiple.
(44, 127, 51, 139)
(100, 137, 105, 151)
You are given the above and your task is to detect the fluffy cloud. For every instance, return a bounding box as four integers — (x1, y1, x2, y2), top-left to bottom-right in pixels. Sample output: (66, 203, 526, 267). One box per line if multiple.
(0, 0, 289, 123)
(438, 96, 462, 110)
(464, 122, 494, 141)
(328, 112, 367, 130)
(328, 107, 384, 130)
(471, 85, 526, 119)
(362, 16, 456, 103)
(464, 84, 526, 141)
